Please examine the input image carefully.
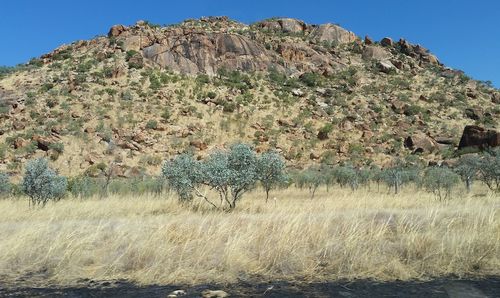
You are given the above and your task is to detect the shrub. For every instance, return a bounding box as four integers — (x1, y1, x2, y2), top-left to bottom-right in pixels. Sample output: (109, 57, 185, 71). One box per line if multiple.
(22, 158, 67, 206)
(68, 176, 96, 198)
(49, 142, 64, 154)
(146, 120, 158, 130)
(422, 167, 460, 200)
(161, 108, 171, 121)
(256, 150, 287, 202)
(0, 172, 11, 198)
(300, 72, 321, 87)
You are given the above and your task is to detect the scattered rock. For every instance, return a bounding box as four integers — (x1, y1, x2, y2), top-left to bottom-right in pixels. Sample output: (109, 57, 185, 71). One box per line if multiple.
(12, 121, 25, 130)
(292, 89, 305, 97)
(464, 108, 483, 120)
(190, 140, 208, 150)
(491, 92, 500, 104)
(201, 290, 229, 298)
(458, 125, 500, 150)
(380, 37, 393, 47)
(378, 60, 396, 73)
(362, 46, 390, 61)
(364, 35, 374, 45)
(404, 132, 439, 153)
(108, 24, 127, 37)
(167, 289, 187, 297)
(32, 135, 59, 152)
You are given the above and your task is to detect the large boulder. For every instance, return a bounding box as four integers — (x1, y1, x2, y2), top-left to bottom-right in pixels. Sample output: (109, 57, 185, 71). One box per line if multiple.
(380, 37, 393, 47)
(458, 125, 500, 150)
(378, 60, 396, 73)
(257, 18, 306, 33)
(491, 92, 500, 104)
(108, 24, 127, 37)
(404, 132, 439, 153)
(310, 23, 358, 45)
(362, 46, 391, 61)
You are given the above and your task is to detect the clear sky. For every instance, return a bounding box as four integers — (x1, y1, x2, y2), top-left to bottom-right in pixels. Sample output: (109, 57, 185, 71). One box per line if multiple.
(1, 0, 499, 87)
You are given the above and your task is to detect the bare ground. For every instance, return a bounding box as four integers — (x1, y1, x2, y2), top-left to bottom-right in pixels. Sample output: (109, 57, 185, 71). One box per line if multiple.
(1, 277, 499, 297)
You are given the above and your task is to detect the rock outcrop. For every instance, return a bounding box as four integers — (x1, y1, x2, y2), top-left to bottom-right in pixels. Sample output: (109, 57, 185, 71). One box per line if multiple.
(404, 132, 439, 153)
(310, 23, 358, 44)
(458, 125, 500, 150)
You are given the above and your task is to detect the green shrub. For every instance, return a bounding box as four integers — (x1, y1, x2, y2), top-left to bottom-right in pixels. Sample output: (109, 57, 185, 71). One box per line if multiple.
(49, 142, 64, 154)
(146, 120, 158, 130)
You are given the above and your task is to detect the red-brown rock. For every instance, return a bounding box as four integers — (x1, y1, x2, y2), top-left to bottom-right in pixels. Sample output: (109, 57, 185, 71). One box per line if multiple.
(404, 132, 439, 153)
(458, 125, 500, 150)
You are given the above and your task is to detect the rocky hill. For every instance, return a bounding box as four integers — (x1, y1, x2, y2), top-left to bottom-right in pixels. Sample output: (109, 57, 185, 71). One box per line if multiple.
(0, 16, 499, 178)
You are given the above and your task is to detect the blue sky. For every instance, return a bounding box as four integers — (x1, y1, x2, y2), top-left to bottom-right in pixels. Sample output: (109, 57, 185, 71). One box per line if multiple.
(1, 0, 499, 87)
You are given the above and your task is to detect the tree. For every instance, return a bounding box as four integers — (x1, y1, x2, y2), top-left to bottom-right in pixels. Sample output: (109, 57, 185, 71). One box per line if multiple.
(477, 149, 500, 192)
(422, 167, 460, 200)
(454, 154, 481, 193)
(256, 150, 287, 202)
(296, 167, 324, 199)
(225, 143, 258, 208)
(381, 162, 419, 195)
(0, 172, 11, 198)
(333, 166, 359, 191)
(162, 154, 203, 203)
(22, 158, 67, 206)
(162, 143, 259, 210)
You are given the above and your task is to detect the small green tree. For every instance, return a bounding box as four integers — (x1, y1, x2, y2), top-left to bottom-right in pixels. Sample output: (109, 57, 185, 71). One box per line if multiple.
(162, 143, 258, 210)
(381, 162, 419, 194)
(333, 166, 359, 190)
(477, 150, 500, 192)
(22, 158, 67, 206)
(422, 167, 460, 200)
(296, 167, 324, 199)
(256, 150, 287, 202)
(162, 154, 203, 203)
(454, 154, 481, 193)
(225, 143, 258, 208)
(0, 172, 11, 198)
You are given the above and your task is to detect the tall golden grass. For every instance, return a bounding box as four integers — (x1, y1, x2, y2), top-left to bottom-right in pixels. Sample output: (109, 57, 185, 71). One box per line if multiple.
(0, 186, 499, 287)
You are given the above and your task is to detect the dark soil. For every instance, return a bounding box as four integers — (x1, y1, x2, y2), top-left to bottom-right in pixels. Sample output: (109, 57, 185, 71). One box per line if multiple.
(1, 277, 499, 297)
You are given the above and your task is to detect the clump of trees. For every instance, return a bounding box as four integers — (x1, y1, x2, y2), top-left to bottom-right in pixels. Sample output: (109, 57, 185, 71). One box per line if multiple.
(1, 145, 499, 209)
(162, 144, 287, 210)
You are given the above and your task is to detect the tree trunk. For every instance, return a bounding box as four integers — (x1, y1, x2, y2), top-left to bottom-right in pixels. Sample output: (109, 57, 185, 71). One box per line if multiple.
(465, 178, 471, 193)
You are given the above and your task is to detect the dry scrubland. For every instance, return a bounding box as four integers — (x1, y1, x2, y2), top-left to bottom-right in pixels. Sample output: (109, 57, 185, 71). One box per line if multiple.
(0, 187, 499, 287)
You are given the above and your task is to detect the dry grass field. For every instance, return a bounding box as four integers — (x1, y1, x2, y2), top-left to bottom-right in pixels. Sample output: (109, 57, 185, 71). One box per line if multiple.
(0, 186, 499, 288)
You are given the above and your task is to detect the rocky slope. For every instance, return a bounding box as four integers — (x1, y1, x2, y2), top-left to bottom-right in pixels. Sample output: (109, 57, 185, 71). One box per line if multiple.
(0, 16, 498, 178)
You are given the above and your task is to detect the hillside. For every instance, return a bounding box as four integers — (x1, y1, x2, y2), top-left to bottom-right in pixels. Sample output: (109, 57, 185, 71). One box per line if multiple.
(0, 16, 499, 178)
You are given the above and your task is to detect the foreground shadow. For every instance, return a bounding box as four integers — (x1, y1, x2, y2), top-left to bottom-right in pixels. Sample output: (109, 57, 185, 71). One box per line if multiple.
(1, 277, 499, 297)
